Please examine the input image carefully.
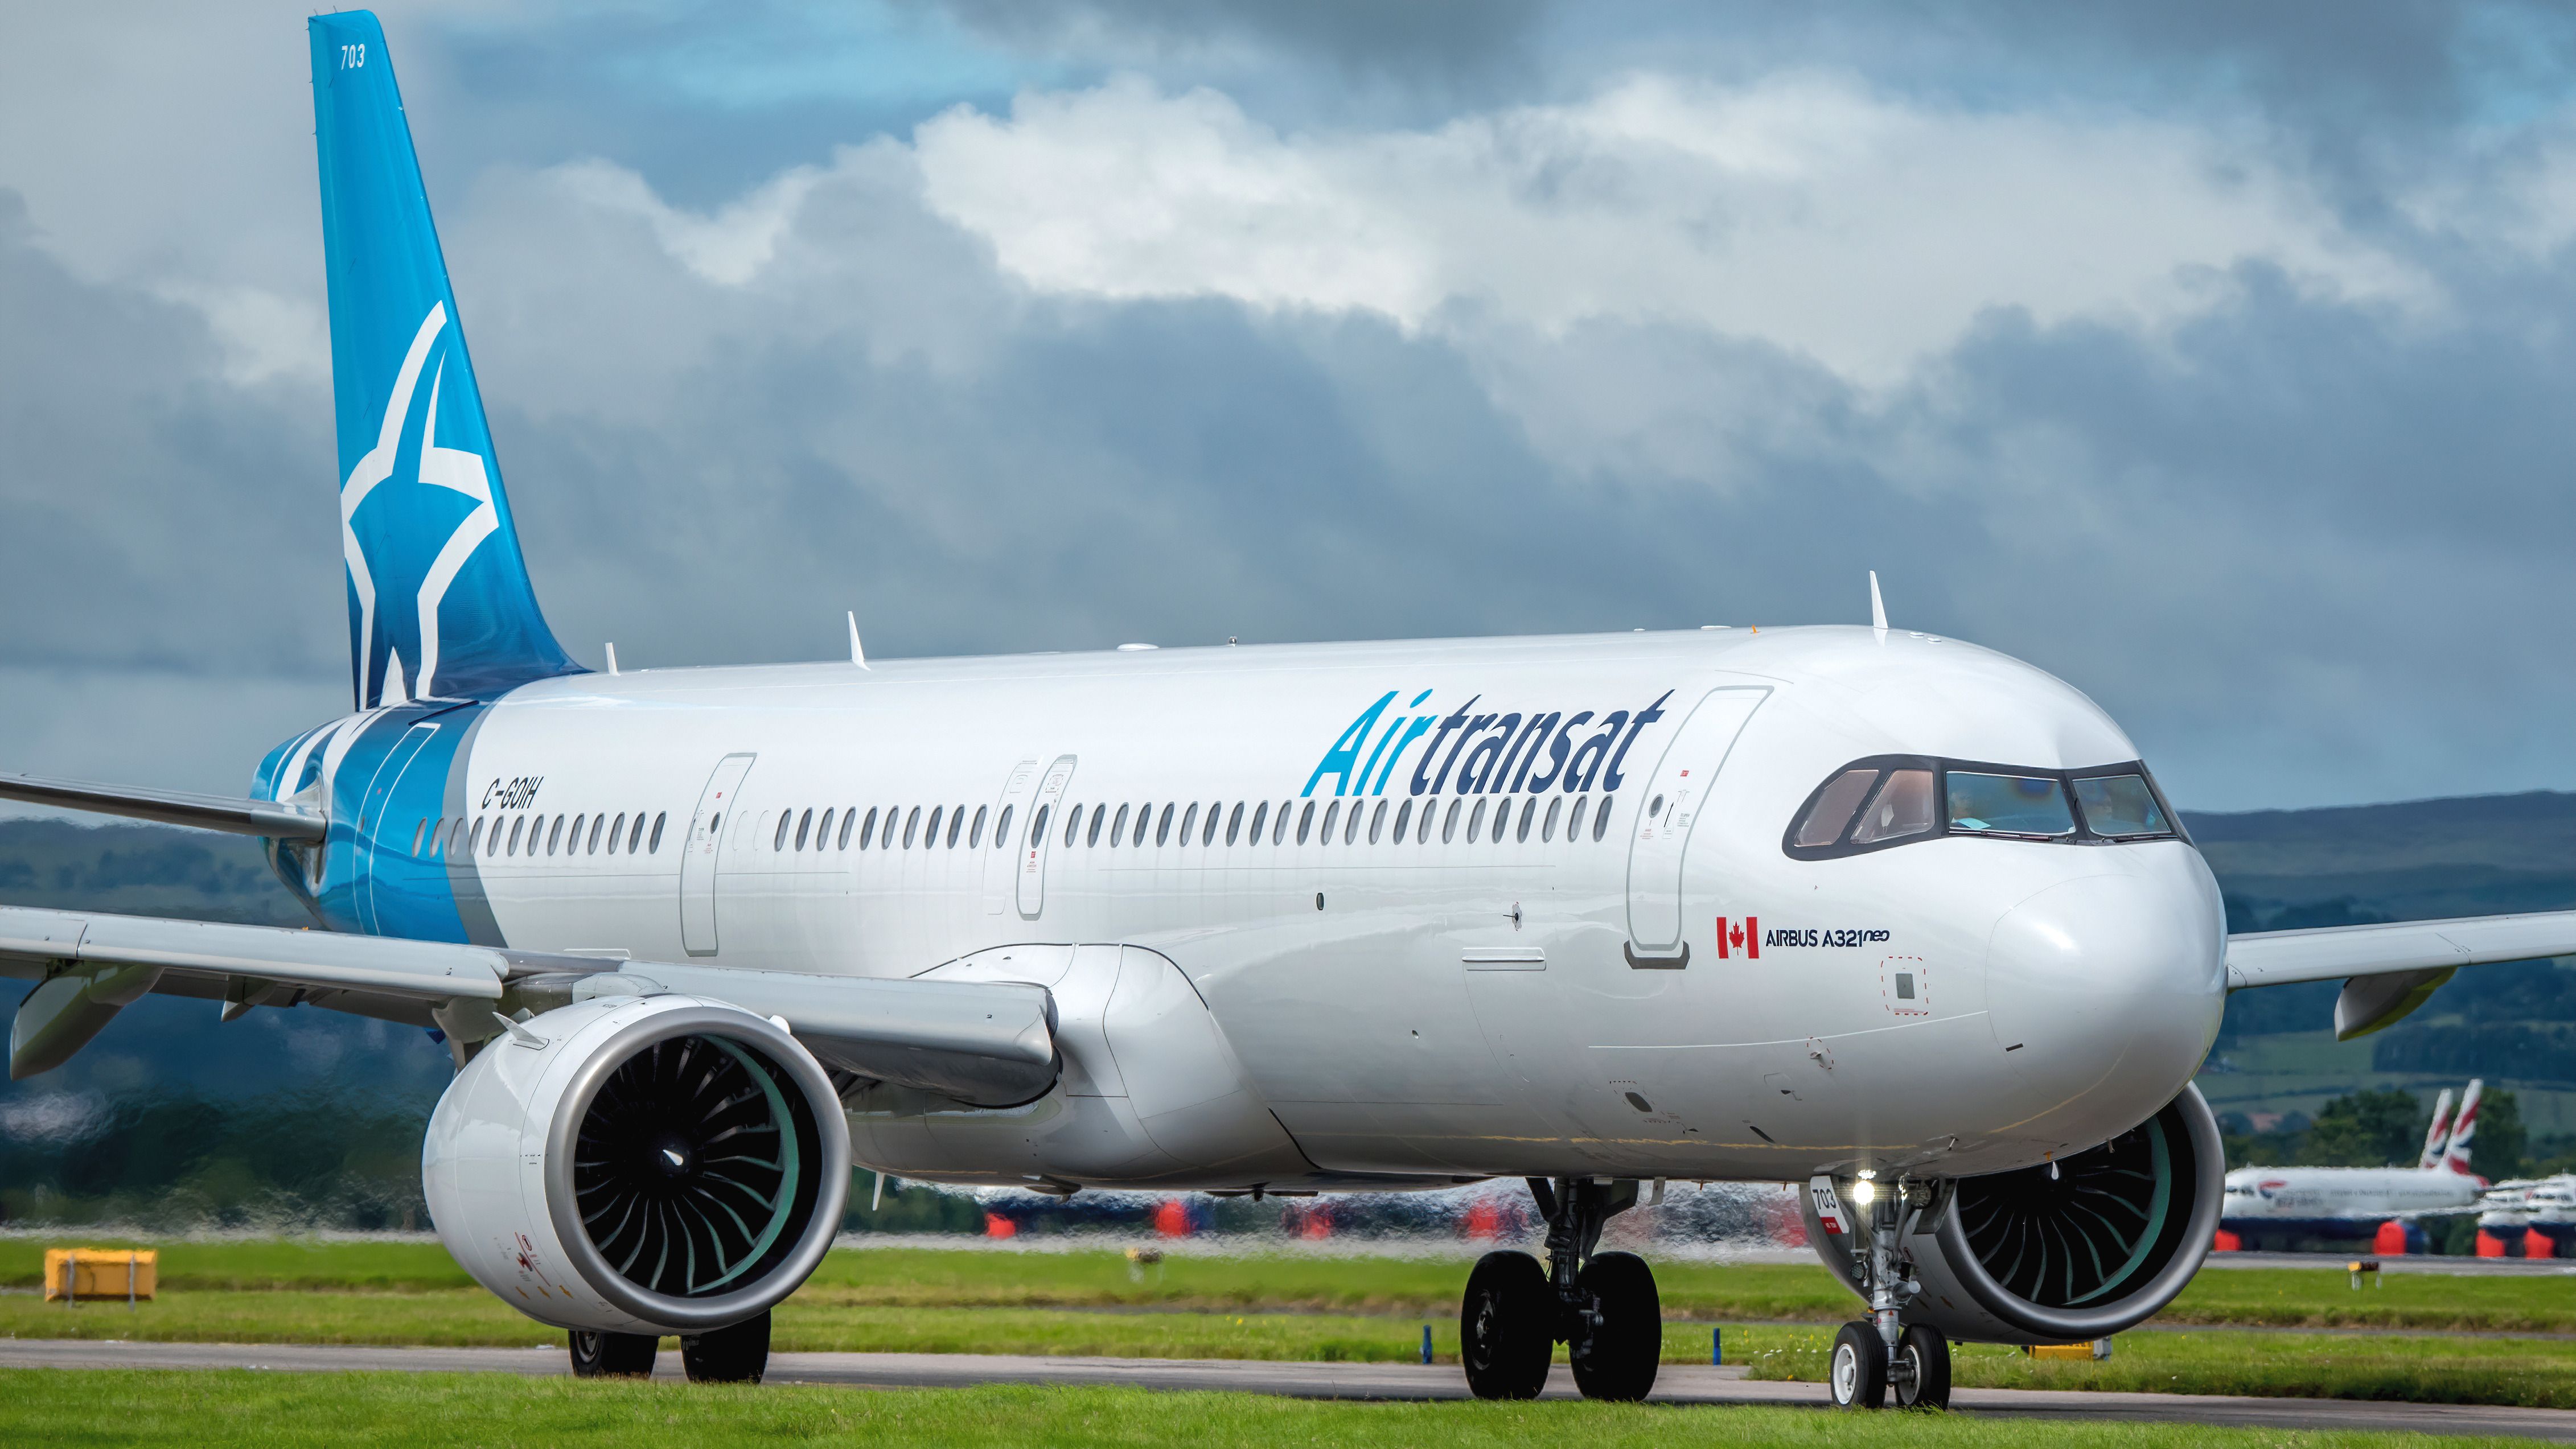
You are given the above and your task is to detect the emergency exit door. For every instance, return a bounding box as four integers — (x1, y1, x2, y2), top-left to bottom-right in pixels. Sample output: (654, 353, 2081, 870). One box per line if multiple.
(681, 753, 755, 956)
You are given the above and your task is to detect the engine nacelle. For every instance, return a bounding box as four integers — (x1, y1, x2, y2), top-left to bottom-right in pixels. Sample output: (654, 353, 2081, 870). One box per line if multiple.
(1804, 1084, 2225, 1345)
(424, 995, 849, 1335)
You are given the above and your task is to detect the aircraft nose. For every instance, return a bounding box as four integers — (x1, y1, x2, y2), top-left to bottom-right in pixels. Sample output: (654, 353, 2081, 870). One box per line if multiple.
(1984, 858, 2225, 1119)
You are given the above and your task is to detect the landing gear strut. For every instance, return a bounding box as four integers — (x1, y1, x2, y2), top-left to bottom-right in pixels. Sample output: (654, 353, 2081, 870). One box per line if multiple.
(1459, 1178, 1662, 1402)
(1819, 1174, 1951, 1410)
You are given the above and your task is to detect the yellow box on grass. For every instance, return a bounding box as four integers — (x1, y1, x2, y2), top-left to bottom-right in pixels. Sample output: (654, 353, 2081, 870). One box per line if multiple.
(42, 1248, 155, 1302)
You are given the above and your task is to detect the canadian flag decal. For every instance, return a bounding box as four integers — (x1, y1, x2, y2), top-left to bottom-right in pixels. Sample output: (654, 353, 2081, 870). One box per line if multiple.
(1716, 916, 1759, 958)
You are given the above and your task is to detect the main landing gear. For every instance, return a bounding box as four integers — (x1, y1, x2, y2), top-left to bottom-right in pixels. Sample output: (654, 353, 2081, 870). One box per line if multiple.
(1460, 1179, 1662, 1402)
(1821, 1175, 1951, 1410)
(567, 1308, 772, 1384)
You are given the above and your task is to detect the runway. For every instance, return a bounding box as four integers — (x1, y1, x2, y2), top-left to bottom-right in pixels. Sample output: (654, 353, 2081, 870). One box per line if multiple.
(2, 1339, 2566, 1440)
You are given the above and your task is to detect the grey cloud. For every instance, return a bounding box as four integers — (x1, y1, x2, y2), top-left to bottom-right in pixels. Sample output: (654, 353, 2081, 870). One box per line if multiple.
(0, 194, 341, 684)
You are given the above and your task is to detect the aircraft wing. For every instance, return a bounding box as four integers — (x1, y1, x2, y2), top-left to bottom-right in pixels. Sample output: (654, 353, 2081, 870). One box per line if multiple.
(2225, 911, 2576, 1040)
(0, 772, 324, 841)
(0, 905, 1055, 1106)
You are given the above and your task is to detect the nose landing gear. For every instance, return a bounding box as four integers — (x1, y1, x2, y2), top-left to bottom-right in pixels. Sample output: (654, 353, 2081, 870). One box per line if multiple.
(1819, 1174, 1952, 1410)
(1459, 1178, 1662, 1402)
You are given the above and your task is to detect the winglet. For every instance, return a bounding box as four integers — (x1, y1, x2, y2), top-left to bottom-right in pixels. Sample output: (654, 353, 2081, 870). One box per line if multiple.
(1869, 571, 1888, 634)
(848, 612, 869, 670)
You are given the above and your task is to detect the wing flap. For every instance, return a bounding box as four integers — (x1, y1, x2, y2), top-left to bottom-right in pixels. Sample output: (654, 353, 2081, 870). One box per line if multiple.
(4, 905, 1059, 1105)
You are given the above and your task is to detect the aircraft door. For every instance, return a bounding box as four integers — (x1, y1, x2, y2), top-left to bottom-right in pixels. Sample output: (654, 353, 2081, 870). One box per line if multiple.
(680, 752, 757, 956)
(355, 721, 440, 934)
(981, 759, 1040, 915)
(1016, 755, 1077, 919)
(1622, 687, 1769, 958)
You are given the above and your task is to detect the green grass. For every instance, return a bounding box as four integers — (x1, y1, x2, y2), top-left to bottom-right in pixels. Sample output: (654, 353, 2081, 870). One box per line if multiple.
(0, 1372, 2534, 1449)
(13, 1241, 2576, 1332)
(1739, 1326, 2576, 1411)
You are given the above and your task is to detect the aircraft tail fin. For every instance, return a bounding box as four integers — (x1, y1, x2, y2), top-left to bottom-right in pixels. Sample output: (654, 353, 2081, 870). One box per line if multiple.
(310, 11, 579, 710)
(2418, 1088, 2456, 1171)
(2443, 1078, 2483, 1176)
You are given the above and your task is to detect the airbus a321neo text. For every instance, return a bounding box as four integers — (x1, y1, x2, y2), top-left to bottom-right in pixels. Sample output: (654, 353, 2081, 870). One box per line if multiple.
(6, 10, 2568, 1408)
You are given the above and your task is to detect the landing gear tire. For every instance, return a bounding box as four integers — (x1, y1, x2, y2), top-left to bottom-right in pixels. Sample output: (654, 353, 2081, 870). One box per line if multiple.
(1829, 1320, 1887, 1409)
(1461, 1251, 1552, 1400)
(1893, 1324, 1950, 1409)
(568, 1329, 658, 1378)
(679, 1308, 770, 1384)
(1570, 1250, 1661, 1402)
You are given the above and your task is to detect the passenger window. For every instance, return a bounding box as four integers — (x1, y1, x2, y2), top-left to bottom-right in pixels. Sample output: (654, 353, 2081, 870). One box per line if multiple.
(858, 807, 878, 850)
(775, 812, 793, 851)
(1418, 800, 1435, 843)
(475, 817, 491, 855)
(549, 816, 566, 854)
(1179, 802, 1198, 846)
(1592, 797, 1613, 841)
(1087, 804, 1105, 847)
(1318, 801, 1338, 844)
(2072, 773, 2171, 838)
(1392, 800, 1412, 841)
(903, 807, 921, 849)
(1247, 801, 1267, 844)
(1542, 796, 1561, 841)
(1126, 804, 1145, 847)
(588, 814, 605, 854)
(801, 808, 817, 849)
(1109, 804, 1128, 847)
(1441, 800, 1461, 843)
(1368, 800, 1386, 843)
(1567, 798, 1588, 841)
(1345, 801, 1363, 845)
(411, 820, 428, 857)
(1516, 797, 1534, 842)
(948, 806, 966, 848)
(507, 817, 525, 856)
(969, 805, 988, 849)
(992, 804, 1012, 849)
(452, 817, 471, 856)
(1223, 802, 1242, 845)
(928, 806, 947, 847)
(1274, 801, 1292, 846)
(1296, 801, 1315, 845)
(562, 815, 580, 854)
(1156, 802, 1174, 846)
(818, 808, 834, 847)
(1468, 800, 1487, 842)
(1067, 804, 1086, 846)
(840, 807, 857, 849)
(644, 813, 662, 853)
(1029, 804, 1047, 847)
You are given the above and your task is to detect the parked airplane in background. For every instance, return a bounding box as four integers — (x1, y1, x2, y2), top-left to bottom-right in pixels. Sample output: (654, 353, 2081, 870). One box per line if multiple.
(2218, 1082, 2483, 1252)
(7, 10, 2576, 1411)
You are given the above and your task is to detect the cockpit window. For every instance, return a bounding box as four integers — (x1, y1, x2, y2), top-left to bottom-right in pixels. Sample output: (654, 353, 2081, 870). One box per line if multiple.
(1794, 768, 1880, 847)
(1946, 772, 2075, 838)
(2073, 772, 2170, 838)
(1850, 769, 1936, 844)
(1784, 756, 2181, 858)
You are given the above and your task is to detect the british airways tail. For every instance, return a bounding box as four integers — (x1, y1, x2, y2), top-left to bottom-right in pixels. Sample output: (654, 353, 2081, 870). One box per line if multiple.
(311, 11, 579, 711)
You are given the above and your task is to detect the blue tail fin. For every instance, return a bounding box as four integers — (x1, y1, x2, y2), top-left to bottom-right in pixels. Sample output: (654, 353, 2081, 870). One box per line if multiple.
(311, 11, 580, 710)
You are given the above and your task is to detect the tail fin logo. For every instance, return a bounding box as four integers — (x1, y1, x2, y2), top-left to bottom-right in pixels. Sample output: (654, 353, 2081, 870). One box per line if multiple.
(340, 302, 500, 707)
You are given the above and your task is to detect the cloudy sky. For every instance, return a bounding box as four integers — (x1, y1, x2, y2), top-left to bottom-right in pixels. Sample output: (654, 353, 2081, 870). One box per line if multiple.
(2, 1, 2573, 812)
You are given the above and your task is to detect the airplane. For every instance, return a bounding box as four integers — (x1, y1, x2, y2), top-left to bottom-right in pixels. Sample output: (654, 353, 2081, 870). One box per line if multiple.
(6, 8, 2576, 1411)
(2217, 1081, 2484, 1252)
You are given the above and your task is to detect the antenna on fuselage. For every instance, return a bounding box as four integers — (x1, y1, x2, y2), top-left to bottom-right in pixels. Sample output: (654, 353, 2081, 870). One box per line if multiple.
(1869, 571, 1888, 636)
(848, 611, 869, 670)
(605, 643, 619, 676)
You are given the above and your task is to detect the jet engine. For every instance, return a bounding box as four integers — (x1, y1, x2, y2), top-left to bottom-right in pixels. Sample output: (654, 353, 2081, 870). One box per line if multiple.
(423, 994, 849, 1335)
(1803, 1084, 2225, 1344)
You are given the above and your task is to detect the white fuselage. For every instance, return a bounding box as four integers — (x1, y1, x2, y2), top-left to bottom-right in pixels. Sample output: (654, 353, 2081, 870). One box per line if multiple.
(295, 625, 2228, 1192)
(2221, 1165, 2483, 1221)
